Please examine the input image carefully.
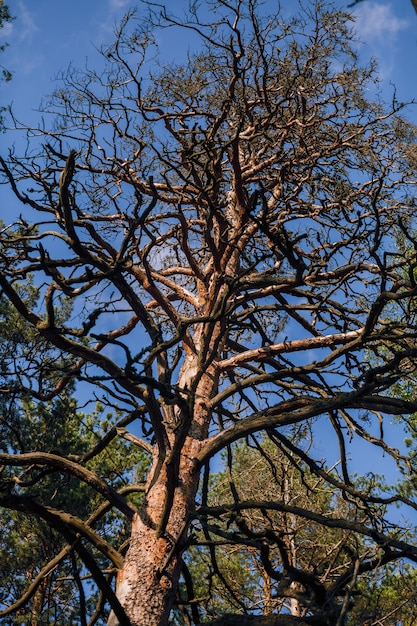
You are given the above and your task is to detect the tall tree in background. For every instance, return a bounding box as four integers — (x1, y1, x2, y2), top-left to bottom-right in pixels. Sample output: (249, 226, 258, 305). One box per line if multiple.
(1, 1, 417, 624)
(0, 287, 147, 625)
(178, 434, 417, 626)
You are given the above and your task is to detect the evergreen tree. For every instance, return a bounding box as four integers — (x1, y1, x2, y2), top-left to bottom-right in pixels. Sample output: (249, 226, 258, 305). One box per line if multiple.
(1, 2, 417, 624)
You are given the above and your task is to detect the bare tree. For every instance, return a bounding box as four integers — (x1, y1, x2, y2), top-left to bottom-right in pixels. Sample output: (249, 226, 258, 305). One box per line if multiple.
(1, 1, 417, 624)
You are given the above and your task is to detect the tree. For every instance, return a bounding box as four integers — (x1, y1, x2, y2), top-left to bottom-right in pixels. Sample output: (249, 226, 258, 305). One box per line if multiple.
(178, 432, 363, 624)
(1, 1, 417, 624)
(178, 433, 417, 626)
(0, 287, 147, 624)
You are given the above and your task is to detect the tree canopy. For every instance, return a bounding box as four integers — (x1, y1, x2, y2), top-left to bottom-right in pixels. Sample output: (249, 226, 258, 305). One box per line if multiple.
(1, 1, 417, 625)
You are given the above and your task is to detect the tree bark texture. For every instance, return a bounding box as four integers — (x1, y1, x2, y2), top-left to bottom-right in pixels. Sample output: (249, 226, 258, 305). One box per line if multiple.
(108, 348, 220, 625)
(108, 445, 199, 625)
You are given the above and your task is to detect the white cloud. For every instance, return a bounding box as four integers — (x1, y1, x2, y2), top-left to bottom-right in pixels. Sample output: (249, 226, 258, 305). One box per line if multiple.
(97, 0, 132, 40)
(352, 2, 409, 43)
(0, 1, 39, 44)
(0, 20, 13, 42)
(350, 2, 410, 81)
(14, 1, 39, 43)
(108, 0, 131, 10)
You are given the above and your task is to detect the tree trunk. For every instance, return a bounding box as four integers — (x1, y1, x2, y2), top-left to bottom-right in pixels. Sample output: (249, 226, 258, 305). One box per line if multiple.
(108, 346, 218, 625)
(30, 577, 47, 626)
(108, 442, 201, 625)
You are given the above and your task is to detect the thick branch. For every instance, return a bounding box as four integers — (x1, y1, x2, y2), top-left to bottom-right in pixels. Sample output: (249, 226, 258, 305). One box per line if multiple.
(197, 393, 417, 467)
(196, 500, 417, 562)
(0, 494, 125, 567)
(0, 451, 135, 518)
(217, 330, 363, 369)
(203, 615, 323, 625)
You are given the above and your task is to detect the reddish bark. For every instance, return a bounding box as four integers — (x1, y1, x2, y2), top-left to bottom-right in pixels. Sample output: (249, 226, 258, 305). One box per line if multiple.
(109, 350, 219, 625)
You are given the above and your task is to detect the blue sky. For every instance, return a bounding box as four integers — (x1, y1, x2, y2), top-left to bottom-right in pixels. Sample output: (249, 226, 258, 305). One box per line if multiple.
(1, 0, 134, 123)
(1, 0, 417, 130)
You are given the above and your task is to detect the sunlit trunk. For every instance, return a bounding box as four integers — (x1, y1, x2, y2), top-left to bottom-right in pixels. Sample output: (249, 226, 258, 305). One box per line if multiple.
(108, 348, 218, 626)
(108, 446, 200, 625)
(30, 578, 47, 626)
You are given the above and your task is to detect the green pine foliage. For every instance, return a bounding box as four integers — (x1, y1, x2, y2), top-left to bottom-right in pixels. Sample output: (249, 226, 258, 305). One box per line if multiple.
(0, 288, 148, 624)
(175, 433, 417, 625)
